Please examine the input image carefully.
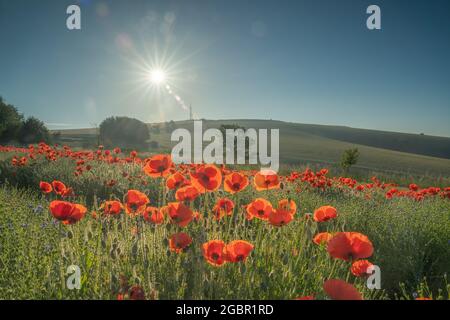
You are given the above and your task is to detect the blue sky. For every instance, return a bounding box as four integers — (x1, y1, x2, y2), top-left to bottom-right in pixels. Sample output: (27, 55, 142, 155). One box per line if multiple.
(0, 0, 449, 136)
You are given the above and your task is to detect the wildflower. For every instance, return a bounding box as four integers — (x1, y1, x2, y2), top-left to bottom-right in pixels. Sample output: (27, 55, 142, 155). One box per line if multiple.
(253, 170, 280, 191)
(39, 181, 52, 194)
(323, 279, 363, 300)
(225, 240, 254, 262)
(327, 232, 374, 261)
(190, 164, 222, 192)
(166, 172, 189, 190)
(224, 172, 249, 194)
(51, 180, 67, 195)
(169, 232, 192, 253)
(101, 200, 123, 216)
(143, 154, 172, 178)
(124, 190, 149, 217)
(49, 200, 87, 225)
(313, 206, 337, 222)
(202, 240, 227, 267)
(143, 206, 164, 224)
(212, 198, 235, 220)
(268, 199, 296, 227)
(246, 198, 273, 221)
(175, 185, 200, 202)
(167, 202, 194, 227)
(313, 232, 333, 245)
(129, 285, 146, 300)
(351, 260, 374, 277)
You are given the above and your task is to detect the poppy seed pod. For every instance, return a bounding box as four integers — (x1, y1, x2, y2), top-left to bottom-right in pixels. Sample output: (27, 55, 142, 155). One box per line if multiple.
(110, 249, 117, 260)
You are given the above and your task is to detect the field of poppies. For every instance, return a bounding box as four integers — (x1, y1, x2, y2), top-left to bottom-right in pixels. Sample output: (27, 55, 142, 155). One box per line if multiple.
(0, 143, 449, 300)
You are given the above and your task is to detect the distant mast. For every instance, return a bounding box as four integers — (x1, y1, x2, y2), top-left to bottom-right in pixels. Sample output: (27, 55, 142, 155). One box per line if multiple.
(189, 104, 193, 121)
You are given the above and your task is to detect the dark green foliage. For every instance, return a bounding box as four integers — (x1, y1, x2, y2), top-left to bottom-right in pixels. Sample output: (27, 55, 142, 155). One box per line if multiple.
(99, 116, 150, 149)
(18, 117, 51, 144)
(341, 148, 359, 173)
(0, 96, 24, 142)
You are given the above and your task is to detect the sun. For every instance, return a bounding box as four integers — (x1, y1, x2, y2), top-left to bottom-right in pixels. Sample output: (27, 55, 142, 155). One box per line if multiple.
(149, 69, 166, 85)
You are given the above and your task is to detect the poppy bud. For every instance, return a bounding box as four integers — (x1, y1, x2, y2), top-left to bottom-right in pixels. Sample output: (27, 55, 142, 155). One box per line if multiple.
(67, 230, 73, 239)
(131, 242, 138, 259)
(110, 249, 117, 260)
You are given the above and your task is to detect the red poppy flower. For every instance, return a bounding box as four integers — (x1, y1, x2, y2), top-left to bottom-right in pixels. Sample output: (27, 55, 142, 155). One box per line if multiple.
(213, 198, 235, 220)
(415, 297, 432, 300)
(101, 200, 123, 215)
(224, 172, 249, 194)
(313, 232, 333, 245)
(143, 154, 173, 178)
(327, 232, 374, 261)
(267, 199, 296, 226)
(202, 240, 227, 267)
(52, 180, 67, 195)
(129, 285, 145, 300)
(246, 198, 273, 221)
(350, 260, 374, 277)
(323, 279, 363, 300)
(268, 207, 294, 227)
(225, 240, 254, 262)
(167, 202, 194, 227)
(39, 181, 52, 194)
(143, 206, 164, 224)
(49, 200, 73, 221)
(125, 190, 149, 217)
(277, 199, 297, 215)
(166, 172, 189, 190)
(313, 206, 338, 222)
(169, 232, 192, 253)
(175, 185, 200, 202)
(253, 170, 280, 191)
(63, 204, 87, 225)
(190, 164, 222, 192)
(49, 200, 87, 225)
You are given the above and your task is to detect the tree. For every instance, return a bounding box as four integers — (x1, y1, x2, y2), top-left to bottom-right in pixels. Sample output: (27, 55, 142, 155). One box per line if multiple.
(341, 148, 360, 174)
(99, 116, 150, 149)
(0, 96, 23, 142)
(18, 117, 51, 144)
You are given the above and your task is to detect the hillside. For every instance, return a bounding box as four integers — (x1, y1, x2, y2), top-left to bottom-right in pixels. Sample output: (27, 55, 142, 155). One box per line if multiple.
(55, 119, 450, 176)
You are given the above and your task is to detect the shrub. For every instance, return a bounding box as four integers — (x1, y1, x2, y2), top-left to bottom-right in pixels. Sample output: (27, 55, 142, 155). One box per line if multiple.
(99, 116, 150, 149)
(341, 148, 359, 173)
(18, 117, 51, 144)
(0, 97, 23, 143)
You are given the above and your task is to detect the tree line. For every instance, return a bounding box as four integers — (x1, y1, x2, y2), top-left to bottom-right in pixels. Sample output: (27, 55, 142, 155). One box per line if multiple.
(0, 97, 51, 144)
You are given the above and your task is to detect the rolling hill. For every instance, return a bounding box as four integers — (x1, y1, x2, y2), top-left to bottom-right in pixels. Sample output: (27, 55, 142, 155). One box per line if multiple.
(55, 119, 450, 176)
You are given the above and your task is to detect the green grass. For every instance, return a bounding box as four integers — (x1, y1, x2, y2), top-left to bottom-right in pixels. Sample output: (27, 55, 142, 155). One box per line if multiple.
(0, 152, 449, 299)
(55, 119, 450, 178)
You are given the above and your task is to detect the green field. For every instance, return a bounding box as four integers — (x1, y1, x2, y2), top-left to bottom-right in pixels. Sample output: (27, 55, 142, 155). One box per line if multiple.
(0, 154, 449, 300)
(55, 119, 450, 182)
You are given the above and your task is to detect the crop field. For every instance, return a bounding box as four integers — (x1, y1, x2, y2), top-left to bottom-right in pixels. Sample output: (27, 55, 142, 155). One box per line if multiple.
(0, 143, 449, 300)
